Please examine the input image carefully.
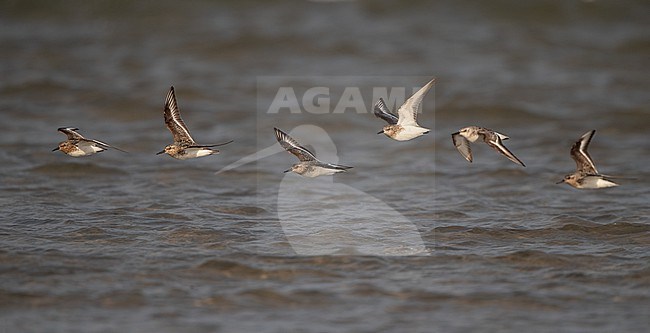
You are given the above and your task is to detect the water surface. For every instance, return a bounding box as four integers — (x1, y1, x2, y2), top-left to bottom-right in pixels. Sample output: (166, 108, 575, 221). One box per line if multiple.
(1, 1, 649, 332)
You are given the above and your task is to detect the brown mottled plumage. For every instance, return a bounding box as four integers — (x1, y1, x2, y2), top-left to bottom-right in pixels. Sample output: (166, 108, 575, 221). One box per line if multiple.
(53, 127, 125, 157)
(557, 130, 618, 189)
(157, 86, 232, 159)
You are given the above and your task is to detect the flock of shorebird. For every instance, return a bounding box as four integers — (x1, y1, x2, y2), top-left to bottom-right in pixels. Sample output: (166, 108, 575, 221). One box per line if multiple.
(53, 78, 620, 189)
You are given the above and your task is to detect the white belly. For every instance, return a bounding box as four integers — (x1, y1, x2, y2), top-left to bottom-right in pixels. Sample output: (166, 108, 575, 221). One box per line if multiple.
(67, 148, 91, 157)
(178, 147, 216, 159)
(579, 176, 619, 189)
(301, 166, 344, 178)
(393, 125, 430, 141)
(69, 143, 104, 157)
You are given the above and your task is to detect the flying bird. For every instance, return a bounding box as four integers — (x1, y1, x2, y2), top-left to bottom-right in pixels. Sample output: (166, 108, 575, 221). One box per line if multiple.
(53, 127, 126, 157)
(274, 127, 352, 177)
(374, 78, 434, 141)
(557, 130, 619, 189)
(451, 126, 525, 167)
(157, 86, 232, 159)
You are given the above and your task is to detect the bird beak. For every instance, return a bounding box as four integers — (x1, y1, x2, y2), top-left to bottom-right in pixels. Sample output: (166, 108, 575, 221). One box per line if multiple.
(156, 150, 165, 155)
(52, 147, 59, 152)
(377, 130, 384, 135)
(283, 168, 291, 173)
(452, 131, 459, 136)
(556, 179, 565, 184)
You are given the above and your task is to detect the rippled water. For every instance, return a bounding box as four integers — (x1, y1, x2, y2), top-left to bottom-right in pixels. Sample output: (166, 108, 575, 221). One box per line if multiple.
(1, 1, 649, 332)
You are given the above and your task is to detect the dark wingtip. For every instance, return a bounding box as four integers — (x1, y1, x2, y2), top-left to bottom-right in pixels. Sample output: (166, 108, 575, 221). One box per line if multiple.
(214, 140, 234, 147)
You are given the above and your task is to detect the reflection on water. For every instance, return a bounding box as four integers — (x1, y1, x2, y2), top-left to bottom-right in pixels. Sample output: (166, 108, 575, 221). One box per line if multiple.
(1, 1, 649, 332)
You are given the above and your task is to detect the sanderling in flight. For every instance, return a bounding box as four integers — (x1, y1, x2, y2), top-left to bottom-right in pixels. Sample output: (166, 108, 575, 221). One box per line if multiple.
(373, 78, 435, 141)
(274, 127, 352, 177)
(557, 129, 618, 189)
(452, 126, 526, 167)
(157, 86, 232, 160)
(53, 127, 126, 157)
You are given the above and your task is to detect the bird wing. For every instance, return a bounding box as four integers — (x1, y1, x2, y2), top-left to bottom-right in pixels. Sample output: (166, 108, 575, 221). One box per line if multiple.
(485, 135, 526, 167)
(187, 140, 234, 149)
(319, 162, 353, 170)
(373, 98, 398, 125)
(570, 130, 598, 174)
(85, 138, 128, 153)
(164, 86, 195, 144)
(452, 132, 473, 163)
(58, 127, 85, 141)
(397, 78, 435, 126)
(274, 128, 317, 162)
